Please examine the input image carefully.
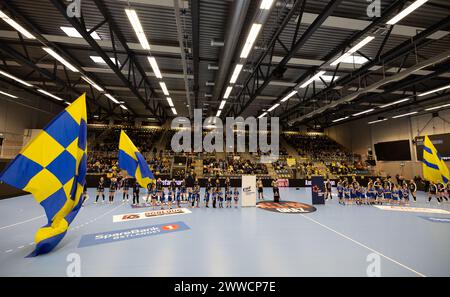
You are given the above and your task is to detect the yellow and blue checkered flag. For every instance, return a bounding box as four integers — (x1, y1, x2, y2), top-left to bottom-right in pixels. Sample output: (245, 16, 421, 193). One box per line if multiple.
(0, 94, 87, 256)
(422, 135, 450, 184)
(118, 130, 154, 188)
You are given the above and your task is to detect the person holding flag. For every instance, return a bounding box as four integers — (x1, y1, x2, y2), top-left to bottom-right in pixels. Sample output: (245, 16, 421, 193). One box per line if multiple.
(0, 94, 87, 256)
(118, 130, 155, 202)
(422, 135, 450, 204)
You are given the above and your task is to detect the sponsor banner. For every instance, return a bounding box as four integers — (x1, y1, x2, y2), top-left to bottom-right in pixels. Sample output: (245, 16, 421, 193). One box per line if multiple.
(257, 201, 316, 214)
(420, 216, 450, 223)
(311, 175, 325, 205)
(277, 179, 289, 187)
(374, 205, 450, 214)
(130, 201, 189, 208)
(78, 221, 190, 248)
(241, 175, 256, 207)
(113, 208, 192, 223)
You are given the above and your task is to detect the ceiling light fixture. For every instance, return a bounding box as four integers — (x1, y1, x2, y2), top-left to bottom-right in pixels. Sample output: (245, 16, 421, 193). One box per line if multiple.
(125, 8, 151, 50)
(240, 23, 262, 58)
(0, 10, 36, 39)
(386, 0, 429, 25)
(330, 36, 375, 66)
(42, 47, 79, 72)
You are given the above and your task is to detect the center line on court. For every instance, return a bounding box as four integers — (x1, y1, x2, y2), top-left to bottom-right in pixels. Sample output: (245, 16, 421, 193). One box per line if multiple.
(300, 214, 426, 277)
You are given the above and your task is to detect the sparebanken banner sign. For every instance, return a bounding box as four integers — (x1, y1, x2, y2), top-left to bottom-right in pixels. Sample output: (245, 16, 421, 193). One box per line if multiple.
(113, 208, 192, 223)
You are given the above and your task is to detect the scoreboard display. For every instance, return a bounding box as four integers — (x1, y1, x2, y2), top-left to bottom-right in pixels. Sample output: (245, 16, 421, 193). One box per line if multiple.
(374, 140, 411, 161)
(415, 133, 450, 161)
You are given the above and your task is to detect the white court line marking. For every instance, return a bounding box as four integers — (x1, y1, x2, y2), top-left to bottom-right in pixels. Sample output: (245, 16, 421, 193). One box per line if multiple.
(0, 215, 45, 231)
(300, 214, 426, 277)
(1, 204, 125, 254)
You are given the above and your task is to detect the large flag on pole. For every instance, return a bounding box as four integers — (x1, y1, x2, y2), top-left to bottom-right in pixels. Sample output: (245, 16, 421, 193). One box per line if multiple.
(118, 130, 154, 188)
(0, 94, 87, 256)
(422, 135, 450, 184)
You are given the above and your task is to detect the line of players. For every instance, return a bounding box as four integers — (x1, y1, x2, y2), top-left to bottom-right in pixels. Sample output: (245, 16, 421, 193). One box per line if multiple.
(93, 175, 240, 209)
(324, 177, 450, 205)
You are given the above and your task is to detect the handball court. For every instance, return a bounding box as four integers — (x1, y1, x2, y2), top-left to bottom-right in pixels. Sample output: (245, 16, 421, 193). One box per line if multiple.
(0, 188, 448, 277)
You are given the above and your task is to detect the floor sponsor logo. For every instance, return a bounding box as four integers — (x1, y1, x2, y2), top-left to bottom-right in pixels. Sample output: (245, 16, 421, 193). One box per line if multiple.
(113, 208, 192, 223)
(256, 201, 316, 214)
(78, 221, 190, 248)
(374, 205, 450, 214)
(420, 216, 450, 223)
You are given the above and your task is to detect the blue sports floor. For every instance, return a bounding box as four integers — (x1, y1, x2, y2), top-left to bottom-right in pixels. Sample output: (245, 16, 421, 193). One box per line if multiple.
(0, 188, 449, 277)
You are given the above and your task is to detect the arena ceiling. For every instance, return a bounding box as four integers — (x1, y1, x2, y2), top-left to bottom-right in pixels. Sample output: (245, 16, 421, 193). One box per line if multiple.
(0, 0, 449, 128)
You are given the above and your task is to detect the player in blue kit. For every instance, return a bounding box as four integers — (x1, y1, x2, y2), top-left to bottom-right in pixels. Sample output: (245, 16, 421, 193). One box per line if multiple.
(360, 186, 367, 205)
(375, 183, 384, 205)
(355, 185, 362, 205)
(233, 187, 239, 208)
(193, 178, 200, 208)
(343, 184, 350, 205)
(391, 185, 400, 205)
(384, 185, 392, 204)
(217, 187, 224, 208)
(225, 187, 232, 208)
(349, 185, 357, 205)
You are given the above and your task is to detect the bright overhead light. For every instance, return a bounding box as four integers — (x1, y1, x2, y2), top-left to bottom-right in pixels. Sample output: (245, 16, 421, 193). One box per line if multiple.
(171, 108, 178, 115)
(159, 82, 169, 96)
(105, 94, 120, 104)
(0, 10, 36, 39)
(0, 70, 33, 87)
(216, 109, 222, 117)
(240, 23, 262, 58)
(320, 75, 340, 82)
(166, 97, 174, 107)
(425, 103, 450, 111)
(268, 103, 280, 112)
(148, 57, 162, 79)
(125, 8, 150, 50)
(90, 56, 120, 66)
(230, 64, 243, 84)
(258, 112, 268, 119)
(120, 105, 128, 110)
(339, 54, 369, 65)
(60, 26, 100, 40)
(330, 36, 375, 66)
(299, 71, 326, 88)
(81, 76, 104, 92)
(352, 108, 374, 116)
(0, 90, 18, 98)
(260, 0, 275, 10)
(332, 116, 349, 123)
(386, 0, 429, 25)
(37, 89, 64, 101)
(223, 86, 233, 99)
(379, 98, 410, 108)
(281, 90, 297, 102)
(368, 118, 388, 124)
(42, 47, 79, 72)
(418, 84, 450, 97)
(392, 111, 418, 119)
(219, 100, 226, 110)
(64, 101, 71, 105)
